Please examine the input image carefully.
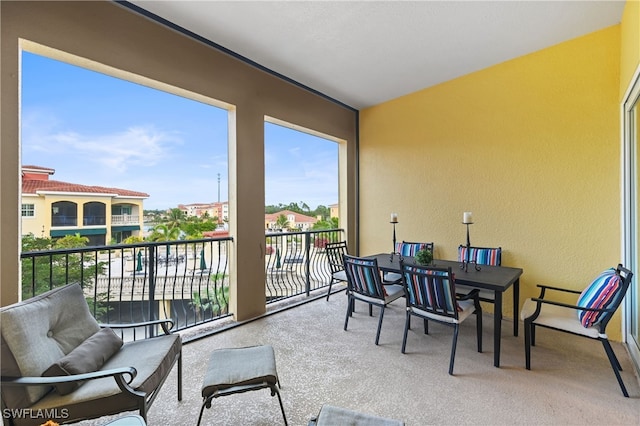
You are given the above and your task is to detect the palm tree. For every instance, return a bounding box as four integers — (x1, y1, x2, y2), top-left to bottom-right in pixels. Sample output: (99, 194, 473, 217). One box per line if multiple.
(275, 214, 289, 230)
(165, 208, 185, 230)
(148, 224, 181, 242)
(149, 224, 181, 256)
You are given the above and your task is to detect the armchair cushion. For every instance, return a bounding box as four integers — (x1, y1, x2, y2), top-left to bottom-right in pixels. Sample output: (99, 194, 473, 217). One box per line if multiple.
(42, 327, 123, 395)
(1, 284, 100, 407)
(577, 268, 621, 327)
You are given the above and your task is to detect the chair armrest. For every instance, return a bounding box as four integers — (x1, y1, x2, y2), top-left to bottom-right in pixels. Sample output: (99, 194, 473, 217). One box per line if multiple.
(534, 284, 581, 300)
(456, 288, 480, 301)
(535, 284, 582, 295)
(100, 319, 175, 335)
(531, 297, 616, 314)
(1, 366, 137, 387)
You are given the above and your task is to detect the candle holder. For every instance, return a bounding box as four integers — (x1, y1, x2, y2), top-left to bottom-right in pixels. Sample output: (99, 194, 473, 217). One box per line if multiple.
(460, 222, 481, 272)
(390, 219, 401, 261)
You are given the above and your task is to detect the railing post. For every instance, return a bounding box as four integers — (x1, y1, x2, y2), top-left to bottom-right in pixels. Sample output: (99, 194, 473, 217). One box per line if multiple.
(304, 231, 312, 296)
(148, 244, 156, 337)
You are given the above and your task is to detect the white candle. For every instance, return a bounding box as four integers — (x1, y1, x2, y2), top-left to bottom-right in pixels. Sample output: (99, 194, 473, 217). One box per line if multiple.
(463, 212, 473, 224)
(390, 212, 398, 223)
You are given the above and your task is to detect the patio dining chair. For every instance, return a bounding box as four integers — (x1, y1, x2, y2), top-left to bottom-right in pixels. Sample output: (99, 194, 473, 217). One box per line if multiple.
(400, 261, 483, 375)
(456, 245, 502, 303)
(325, 241, 349, 300)
(386, 241, 435, 283)
(521, 264, 633, 396)
(395, 241, 434, 257)
(343, 255, 405, 345)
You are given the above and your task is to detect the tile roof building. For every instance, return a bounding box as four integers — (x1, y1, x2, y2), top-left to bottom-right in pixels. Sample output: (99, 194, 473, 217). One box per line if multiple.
(21, 165, 149, 245)
(264, 209, 318, 232)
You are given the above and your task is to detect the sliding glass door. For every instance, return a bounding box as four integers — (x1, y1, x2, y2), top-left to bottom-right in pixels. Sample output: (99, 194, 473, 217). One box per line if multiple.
(623, 67, 640, 374)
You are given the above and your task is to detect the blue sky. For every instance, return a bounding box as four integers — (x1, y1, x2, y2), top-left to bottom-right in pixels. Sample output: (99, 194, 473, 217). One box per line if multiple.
(21, 52, 338, 210)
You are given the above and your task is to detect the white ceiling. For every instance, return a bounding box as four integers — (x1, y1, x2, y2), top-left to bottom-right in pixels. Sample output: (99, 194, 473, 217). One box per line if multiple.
(128, 1, 625, 110)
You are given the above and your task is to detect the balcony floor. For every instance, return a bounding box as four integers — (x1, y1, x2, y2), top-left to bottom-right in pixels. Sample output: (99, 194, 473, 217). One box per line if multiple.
(82, 288, 639, 425)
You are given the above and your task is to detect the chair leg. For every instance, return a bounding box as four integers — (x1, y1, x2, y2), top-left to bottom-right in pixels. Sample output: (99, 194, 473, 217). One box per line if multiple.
(344, 295, 352, 331)
(369, 304, 373, 317)
(604, 339, 624, 371)
(476, 310, 482, 352)
(270, 385, 289, 425)
(423, 318, 429, 335)
(524, 319, 532, 370)
(402, 311, 411, 353)
(326, 279, 334, 301)
(601, 339, 629, 397)
(177, 350, 183, 401)
(197, 396, 213, 426)
(531, 323, 536, 346)
(449, 325, 459, 375)
(375, 305, 386, 345)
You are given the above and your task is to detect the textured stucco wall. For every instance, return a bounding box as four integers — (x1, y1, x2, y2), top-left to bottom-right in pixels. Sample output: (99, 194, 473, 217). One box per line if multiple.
(360, 26, 623, 338)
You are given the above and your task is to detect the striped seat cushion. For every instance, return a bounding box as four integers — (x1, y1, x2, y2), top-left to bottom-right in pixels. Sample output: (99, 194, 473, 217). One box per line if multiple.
(396, 242, 431, 257)
(403, 267, 460, 313)
(458, 246, 501, 266)
(576, 268, 621, 327)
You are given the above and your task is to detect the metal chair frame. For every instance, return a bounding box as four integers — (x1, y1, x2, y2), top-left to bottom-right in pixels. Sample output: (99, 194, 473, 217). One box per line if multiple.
(343, 254, 404, 345)
(325, 241, 349, 300)
(400, 261, 483, 375)
(522, 264, 633, 397)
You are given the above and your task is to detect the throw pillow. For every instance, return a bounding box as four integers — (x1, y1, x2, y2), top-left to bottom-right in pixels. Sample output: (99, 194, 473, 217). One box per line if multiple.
(42, 327, 123, 395)
(577, 268, 621, 328)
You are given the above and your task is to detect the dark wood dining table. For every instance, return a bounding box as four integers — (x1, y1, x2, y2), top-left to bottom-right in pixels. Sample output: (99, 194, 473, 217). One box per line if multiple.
(368, 253, 523, 367)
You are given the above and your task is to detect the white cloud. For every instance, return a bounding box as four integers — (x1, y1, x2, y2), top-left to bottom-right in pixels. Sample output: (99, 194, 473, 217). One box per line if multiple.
(55, 127, 181, 172)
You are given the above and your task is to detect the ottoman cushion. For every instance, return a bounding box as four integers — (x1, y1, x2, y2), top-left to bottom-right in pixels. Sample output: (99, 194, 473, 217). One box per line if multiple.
(202, 345, 277, 397)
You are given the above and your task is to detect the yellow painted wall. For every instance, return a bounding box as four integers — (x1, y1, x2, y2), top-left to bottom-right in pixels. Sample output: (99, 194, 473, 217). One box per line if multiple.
(20, 196, 46, 237)
(620, 0, 640, 98)
(360, 26, 623, 337)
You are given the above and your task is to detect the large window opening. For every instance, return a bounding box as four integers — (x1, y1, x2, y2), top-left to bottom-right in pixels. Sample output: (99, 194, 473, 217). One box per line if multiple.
(19, 43, 234, 323)
(264, 118, 340, 229)
(20, 46, 230, 244)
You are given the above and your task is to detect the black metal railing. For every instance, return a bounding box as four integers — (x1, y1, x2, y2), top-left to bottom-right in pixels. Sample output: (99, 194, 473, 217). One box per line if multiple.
(20, 237, 232, 333)
(264, 229, 344, 302)
(19, 228, 345, 333)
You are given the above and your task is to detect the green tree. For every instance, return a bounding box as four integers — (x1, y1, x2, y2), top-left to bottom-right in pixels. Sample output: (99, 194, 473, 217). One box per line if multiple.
(189, 284, 229, 320)
(148, 224, 181, 242)
(123, 235, 145, 244)
(275, 214, 290, 230)
(182, 219, 217, 237)
(330, 217, 339, 228)
(20, 234, 108, 318)
(314, 205, 330, 220)
(54, 233, 89, 248)
(165, 208, 186, 230)
(311, 219, 334, 230)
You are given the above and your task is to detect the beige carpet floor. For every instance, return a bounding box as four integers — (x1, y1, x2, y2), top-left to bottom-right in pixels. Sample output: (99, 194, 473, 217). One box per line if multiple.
(81, 288, 640, 425)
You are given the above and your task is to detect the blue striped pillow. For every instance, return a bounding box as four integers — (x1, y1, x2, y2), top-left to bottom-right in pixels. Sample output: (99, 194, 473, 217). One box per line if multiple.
(576, 268, 621, 327)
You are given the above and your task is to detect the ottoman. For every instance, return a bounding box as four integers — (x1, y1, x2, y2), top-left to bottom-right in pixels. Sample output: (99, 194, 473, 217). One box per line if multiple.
(197, 345, 287, 425)
(308, 404, 405, 426)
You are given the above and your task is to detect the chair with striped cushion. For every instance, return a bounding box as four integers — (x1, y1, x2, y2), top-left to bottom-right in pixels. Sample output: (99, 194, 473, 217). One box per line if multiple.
(399, 261, 482, 375)
(395, 241, 434, 257)
(343, 255, 405, 345)
(325, 241, 349, 301)
(386, 241, 435, 282)
(520, 264, 633, 397)
(456, 245, 502, 303)
(458, 245, 501, 267)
